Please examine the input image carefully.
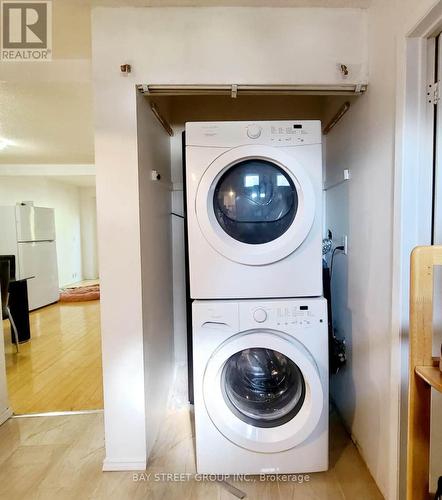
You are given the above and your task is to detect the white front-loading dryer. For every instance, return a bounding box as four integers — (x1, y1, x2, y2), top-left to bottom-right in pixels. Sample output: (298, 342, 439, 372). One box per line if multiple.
(193, 297, 328, 474)
(185, 120, 323, 299)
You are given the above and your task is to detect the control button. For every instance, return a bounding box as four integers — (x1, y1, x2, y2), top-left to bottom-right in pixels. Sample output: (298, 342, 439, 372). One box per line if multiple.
(247, 125, 262, 139)
(253, 308, 267, 323)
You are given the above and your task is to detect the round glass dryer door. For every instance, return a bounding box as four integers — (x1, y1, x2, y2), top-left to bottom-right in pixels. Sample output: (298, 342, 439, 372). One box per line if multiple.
(213, 160, 298, 245)
(221, 347, 305, 427)
(203, 330, 324, 453)
(195, 145, 316, 266)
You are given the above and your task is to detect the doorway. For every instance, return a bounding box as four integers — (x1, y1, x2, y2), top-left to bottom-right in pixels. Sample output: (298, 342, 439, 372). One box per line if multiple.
(0, 173, 103, 415)
(394, 5, 442, 497)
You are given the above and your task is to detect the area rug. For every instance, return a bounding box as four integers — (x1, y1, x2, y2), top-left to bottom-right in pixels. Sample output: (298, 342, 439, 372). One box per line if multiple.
(59, 284, 100, 302)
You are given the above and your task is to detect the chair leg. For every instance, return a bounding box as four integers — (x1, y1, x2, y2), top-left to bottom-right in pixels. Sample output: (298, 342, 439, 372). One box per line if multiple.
(435, 476, 442, 500)
(6, 306, 19, 353)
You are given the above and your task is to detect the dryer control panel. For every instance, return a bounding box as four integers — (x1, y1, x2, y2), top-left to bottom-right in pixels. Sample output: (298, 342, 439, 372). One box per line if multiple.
(269, 124, 311, 145)
(186, 120, 322, 147)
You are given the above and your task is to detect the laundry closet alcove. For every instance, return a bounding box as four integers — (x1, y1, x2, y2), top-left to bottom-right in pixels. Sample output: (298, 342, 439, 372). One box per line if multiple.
(91, 4, 376, 483)
(137, 89, 359, 394)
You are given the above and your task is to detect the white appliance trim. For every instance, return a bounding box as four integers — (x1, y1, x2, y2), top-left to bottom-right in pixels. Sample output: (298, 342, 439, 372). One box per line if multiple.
(203, 330, 324, 453)
(195, 145, 316, 266)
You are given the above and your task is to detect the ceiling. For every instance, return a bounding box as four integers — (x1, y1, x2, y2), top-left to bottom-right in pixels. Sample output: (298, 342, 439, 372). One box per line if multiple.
(0, 174, 96, 187)
(51, 175, 96, 187)
(0, 0, 93, 164)
(0, 83, 95, 164)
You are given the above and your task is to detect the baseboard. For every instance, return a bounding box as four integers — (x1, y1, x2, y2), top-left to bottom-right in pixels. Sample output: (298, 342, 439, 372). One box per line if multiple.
(102, 457, 147, 471)
(0, 407, 13, 426)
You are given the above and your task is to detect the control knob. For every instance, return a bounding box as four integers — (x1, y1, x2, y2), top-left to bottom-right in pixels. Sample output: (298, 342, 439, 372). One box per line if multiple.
(247, 124, 262, 139)
(253, 308, 267, 323)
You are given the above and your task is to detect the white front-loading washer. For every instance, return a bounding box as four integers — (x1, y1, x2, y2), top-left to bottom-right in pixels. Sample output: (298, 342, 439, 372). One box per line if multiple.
(185, 120, 323, 299)
(193, 297, 328, 474)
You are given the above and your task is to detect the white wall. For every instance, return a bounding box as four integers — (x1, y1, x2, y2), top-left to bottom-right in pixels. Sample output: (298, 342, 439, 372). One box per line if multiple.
(93, 7, 367, 86)
(324, 1, 398, 496)
(137, 94, 174, 456)
(92, 5, 369, 468)
(92, 52, 174, 470)
(325, 1, 440, 498)
(0, 176, 82, 287)
(92, 67, 148, 468)
(392, 1, 442, 497)
(79, 187, 99, 280)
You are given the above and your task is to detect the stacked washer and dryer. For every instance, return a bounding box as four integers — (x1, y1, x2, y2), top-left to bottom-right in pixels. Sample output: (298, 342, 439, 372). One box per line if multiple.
(185, 121, 328, 474)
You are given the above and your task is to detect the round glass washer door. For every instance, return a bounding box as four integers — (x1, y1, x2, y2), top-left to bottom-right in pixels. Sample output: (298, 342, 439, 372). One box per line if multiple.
(203, 330, 324, 453)
(221, 347, 306, 428)
(196, 145, 316, 266)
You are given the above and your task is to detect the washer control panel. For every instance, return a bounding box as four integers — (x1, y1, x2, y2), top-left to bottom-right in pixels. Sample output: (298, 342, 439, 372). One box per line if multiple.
(274, 305, 315, 328)
(240, 298, 327, 331)
(251, 305, 315, 327)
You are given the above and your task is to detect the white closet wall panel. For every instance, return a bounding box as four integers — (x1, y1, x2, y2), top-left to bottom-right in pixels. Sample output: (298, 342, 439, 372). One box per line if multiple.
(93, 83, 174, 468)
(136, 93, 174, 456)
(93, 75, 147, 469)
(92, 7, 368, 87)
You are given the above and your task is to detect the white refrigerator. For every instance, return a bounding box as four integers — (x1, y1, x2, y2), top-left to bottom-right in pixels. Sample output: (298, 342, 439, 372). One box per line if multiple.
(0, 204, 59, 311)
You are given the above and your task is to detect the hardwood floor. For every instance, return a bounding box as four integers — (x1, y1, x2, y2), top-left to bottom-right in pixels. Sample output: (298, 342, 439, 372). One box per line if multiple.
(3, 300, 103, 414)
(0, 398, 384, 500)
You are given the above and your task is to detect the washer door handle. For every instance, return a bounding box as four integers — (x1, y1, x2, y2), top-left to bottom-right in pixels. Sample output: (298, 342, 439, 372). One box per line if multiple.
(202, 321, 232, 330)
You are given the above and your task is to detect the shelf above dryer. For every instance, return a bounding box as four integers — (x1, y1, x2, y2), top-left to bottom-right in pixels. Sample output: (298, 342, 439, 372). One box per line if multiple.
(137, 83, 367, 138)
(138, 83, 367, 98)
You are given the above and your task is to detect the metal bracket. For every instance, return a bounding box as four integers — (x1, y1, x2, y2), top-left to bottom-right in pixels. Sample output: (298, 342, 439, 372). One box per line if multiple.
(339, 63, 349, 78)
(139, 84, 150, 94)
(322, 101, 351, 135)
(120, 64, 131, 74)
(150, 102, 174, 137)
(231, 84, 238, 98)
(428, 81, 440, 105)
